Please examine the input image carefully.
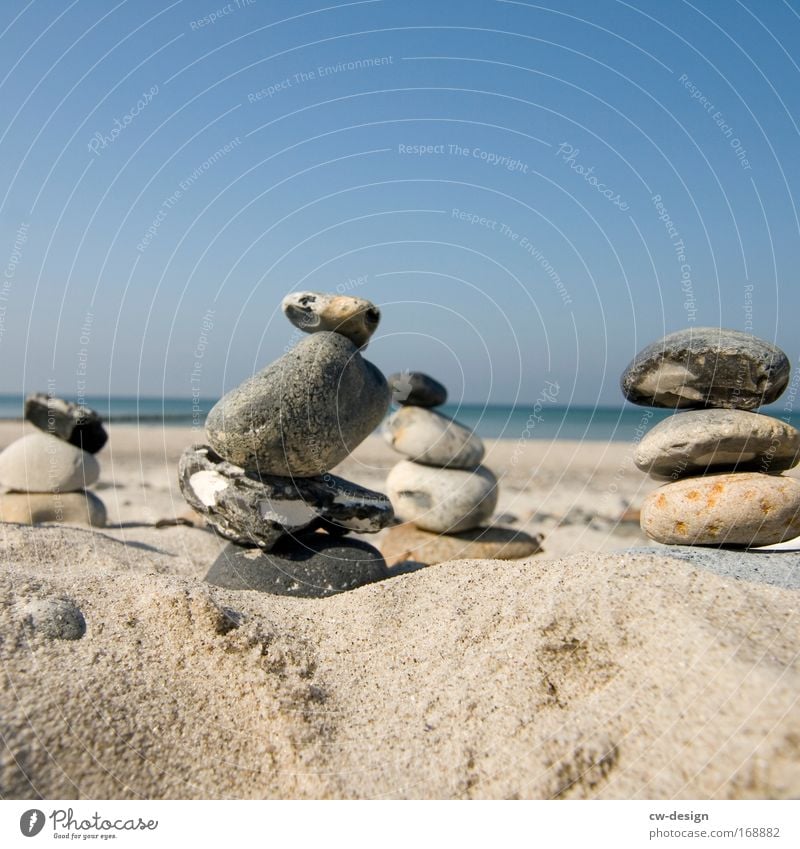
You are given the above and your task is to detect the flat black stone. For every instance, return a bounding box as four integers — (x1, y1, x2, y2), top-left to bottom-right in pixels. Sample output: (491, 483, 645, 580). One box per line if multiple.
(24, 393, 108, 453)
(205, 534, 389, 597)
(388, 371, 448, 407)
(620, 327, 790, 410)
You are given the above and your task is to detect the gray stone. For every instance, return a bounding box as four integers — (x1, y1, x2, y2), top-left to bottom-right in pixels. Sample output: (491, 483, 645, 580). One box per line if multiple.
(179, 445, 393, 550)
(24, 393, 107, 453)
(21, 598, 86, 640)
(624, 546, 800, 591)
(635, 409, 800, 478)
(386, 460, 498, 533)
(383, 406, 484, 469)
(281, 291, 380, 348)
(621, 327, 790, 410)
(0, 490, 106, 526)
(640, 472, 800, 547)
(387, 371, 448, 407)
(0, 433, 100, 492)
(206, 332, 390, 476)
(205, 535, 389, 597)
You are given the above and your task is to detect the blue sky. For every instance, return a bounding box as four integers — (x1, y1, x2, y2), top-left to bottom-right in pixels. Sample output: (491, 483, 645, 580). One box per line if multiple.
(1, 0, 798, 406)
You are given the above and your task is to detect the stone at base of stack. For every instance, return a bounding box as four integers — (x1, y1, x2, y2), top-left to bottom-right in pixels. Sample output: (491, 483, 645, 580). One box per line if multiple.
(622, 328, 800, 549)
(382, 523, 543, 566)
(182, 291, 394, 597)
(206, 534, 388, 597)
(383, 371, 542, 565)
(0, 395, 107, 528)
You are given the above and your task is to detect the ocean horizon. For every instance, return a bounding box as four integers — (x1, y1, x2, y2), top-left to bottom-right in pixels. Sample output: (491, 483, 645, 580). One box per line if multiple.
(2, 393, 797, 442)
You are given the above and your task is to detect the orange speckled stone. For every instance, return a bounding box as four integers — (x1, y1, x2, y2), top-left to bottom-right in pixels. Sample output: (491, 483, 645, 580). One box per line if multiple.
(641, 472, 800, 547)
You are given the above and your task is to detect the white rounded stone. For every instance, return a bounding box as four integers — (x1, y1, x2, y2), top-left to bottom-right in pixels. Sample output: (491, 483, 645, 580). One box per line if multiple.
(386, 460, 498, 533)
(0, 433, 99, 493)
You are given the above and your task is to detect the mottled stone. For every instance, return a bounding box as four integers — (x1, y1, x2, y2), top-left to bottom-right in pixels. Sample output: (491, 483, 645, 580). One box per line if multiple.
(0, 490, 106, 526)
(635, 409, 800, 478)
(387, 371, 448, 407)
(386, 460, 498, 533)
(205, 535, 389, 597)
(383, 406, 484, 469)
(24, 393, 107, 453)
(640, 472, 800, 547)
(21, 598, 86, 640)
(381, 523, 543, 566)
(621, 328, 790, 410)
(0, 433, 100, 492)
(282, 291, 380, 348)
(179, 445, 393, 549)
(206, 332, 390, 476)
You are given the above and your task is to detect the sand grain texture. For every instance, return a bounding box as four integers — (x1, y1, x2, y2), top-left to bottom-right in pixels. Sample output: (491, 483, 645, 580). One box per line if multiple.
(1, 523, 799, 799)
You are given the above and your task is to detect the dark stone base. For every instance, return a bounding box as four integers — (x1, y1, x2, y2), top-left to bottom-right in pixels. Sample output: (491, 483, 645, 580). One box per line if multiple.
(206, 533, 389, 597)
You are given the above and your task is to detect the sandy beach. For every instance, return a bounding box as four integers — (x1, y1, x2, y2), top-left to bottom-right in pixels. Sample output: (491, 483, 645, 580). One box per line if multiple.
(2, 422, 799, 799)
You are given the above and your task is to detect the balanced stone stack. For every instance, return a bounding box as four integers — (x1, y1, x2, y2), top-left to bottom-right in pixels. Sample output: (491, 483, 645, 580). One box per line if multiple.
(382, 372, 542, 565)
(622, 327, 800, 547)
(0, 394, 107, 527)
(179, 291, 394, 597)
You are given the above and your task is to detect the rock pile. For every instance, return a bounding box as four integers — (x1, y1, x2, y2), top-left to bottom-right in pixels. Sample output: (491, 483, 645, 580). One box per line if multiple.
(622, 327, 800, 547)
(0, 394, 107, 527)
(383, 372, 542, 564)
(179, 291, 394, 596)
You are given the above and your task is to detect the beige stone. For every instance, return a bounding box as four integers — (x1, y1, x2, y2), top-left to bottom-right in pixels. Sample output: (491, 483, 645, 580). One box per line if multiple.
(382, 523, 543, 565)
(282, 290, 380, 348)
(635, 409, 800, 478)
(0, 490, 106, 527)
(641, 472, 800, 547)
(383, 406, 484, 469)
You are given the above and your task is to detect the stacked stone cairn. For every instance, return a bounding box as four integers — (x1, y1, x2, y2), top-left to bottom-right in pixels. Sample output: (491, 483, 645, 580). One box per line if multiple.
(0, 394, 107, 527)
(179, 291, 395, 597)
(382, 372, 542, 565)
(622, 327, 800, 547)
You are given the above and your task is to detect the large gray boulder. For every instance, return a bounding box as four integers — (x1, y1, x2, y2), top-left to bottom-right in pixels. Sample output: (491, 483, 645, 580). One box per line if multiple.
(206, 332, 390, 476)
